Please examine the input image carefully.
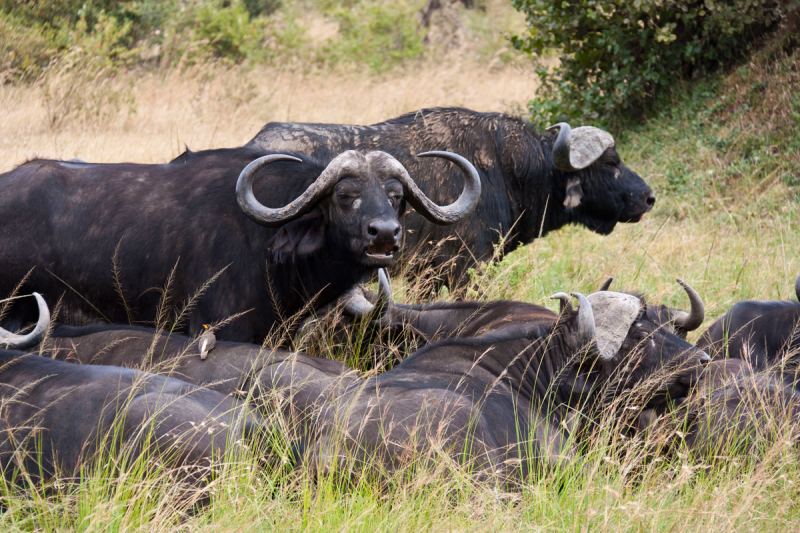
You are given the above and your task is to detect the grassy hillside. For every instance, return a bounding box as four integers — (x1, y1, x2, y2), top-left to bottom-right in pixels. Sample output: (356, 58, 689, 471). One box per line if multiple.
(1, 3, 800, 532)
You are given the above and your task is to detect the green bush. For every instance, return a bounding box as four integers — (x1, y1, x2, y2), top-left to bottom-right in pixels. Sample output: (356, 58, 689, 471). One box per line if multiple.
(511, 0, 791, 128)
(192, 1, 266, 61)
(0, 10, 55, 78)
(321, 0, 427, 72)
(0, 0, 432, 79)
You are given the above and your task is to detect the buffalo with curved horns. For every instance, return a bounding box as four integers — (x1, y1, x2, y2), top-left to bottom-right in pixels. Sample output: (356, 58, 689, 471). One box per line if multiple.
(0, 147, 480, 342)
(319, 274, 704, 348)
(305, 289, 710, 481)
(248, 108, 655, 288)
(595, 277, 705, 338)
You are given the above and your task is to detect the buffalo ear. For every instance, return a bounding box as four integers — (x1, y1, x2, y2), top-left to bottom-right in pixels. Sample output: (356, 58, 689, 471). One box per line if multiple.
(267, 208, 326, 263)
(563, 176, 583, 209)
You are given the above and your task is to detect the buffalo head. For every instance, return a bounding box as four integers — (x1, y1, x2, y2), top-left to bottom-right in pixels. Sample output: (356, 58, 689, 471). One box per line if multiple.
(551, 290, 710, 410)
(597, 277, 705, 338)
(237, 150, 480, 268)
(546, 123, 655, 234)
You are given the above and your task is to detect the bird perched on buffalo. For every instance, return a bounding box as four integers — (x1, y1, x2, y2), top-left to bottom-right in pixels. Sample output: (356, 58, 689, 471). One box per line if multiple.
(198, 324, 216, 360)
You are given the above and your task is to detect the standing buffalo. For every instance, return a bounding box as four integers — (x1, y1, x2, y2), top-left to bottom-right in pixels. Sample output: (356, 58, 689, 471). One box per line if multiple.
(0, 147, 479, 342)
(697, 275, 800, 384)
(306, 290, 710, 481)
(248, 107, 655, 287)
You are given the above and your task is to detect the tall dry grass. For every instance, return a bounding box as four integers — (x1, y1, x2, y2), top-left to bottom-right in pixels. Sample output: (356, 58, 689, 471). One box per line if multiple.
(0, 58, 538, 172)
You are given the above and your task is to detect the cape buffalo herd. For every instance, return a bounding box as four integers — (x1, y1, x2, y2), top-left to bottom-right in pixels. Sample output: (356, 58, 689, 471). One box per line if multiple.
(0, 106, 796, 505)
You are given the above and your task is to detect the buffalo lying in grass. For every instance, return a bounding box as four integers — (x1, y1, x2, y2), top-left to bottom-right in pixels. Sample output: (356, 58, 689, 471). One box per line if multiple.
(0, 348, 263, 503)
(249, 108, 655, 288)
(638, 359, 800, 460)
(306, 274, 705, 357)
(0, 294, 359, 434)
(0, 147, 479, 343)
(697, 275, 800, 386)
(305, 290, 710, 482)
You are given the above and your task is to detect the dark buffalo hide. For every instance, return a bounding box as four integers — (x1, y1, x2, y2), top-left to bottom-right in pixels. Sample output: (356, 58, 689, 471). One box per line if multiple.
(697, 275, 800, 386)
(0, 349, 262, 496)
(638, 359, 800, 460)
(34, 323, 360, 434)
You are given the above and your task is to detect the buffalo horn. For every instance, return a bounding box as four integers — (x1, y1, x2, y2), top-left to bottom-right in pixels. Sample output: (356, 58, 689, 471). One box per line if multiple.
(672, 278, 705, 332)
(795, 274, 800, 302)
(550, 292, 573, 314)
(343, 268, 392, 319)
(237, 153, 351, 227)
(374, 267, 392, 318)
(547, 123, 615, 173)
(570, 292, 599, 356)
(598, 277, 614, 291)
(0, 293, 50, 349)
(394, 151, 482, 226)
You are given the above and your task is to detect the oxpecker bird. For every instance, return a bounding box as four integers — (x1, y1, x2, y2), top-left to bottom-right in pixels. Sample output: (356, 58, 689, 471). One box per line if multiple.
(198, 325, 216, 360)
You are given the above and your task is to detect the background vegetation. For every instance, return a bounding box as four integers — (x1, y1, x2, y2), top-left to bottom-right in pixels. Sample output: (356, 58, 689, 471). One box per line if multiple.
(1, 0, 799, 530)
(511, 0, 798, 128)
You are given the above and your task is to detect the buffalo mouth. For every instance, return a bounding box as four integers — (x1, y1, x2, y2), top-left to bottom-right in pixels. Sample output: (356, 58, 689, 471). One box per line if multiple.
(364, 243, 398, 265)
(620, 212, 646, 223)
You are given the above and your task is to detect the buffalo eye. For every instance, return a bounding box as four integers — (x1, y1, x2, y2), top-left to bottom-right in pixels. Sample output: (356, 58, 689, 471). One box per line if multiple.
(384, 180, 404, 209)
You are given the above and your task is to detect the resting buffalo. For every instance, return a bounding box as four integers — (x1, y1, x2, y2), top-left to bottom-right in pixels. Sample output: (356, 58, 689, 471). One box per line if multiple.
(248, 107, 655, 287)
(0, 294, 359, 433)
(0, 146, 479, 343)
(0, 349, 262, 497)
(697, 275, 800, 384)
(638, 359, 800, 459)
(683, 361, 800, 457)
(596, 277, 705, 338)
(310, 274, 705, 351)
(306, 290, 710, 481)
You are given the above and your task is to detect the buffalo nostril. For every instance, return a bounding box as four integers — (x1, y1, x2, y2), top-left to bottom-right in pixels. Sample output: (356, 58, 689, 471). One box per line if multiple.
(367, 220, 401, 243)
(699, 352, 711, 365)
(646, 193, 656, 208)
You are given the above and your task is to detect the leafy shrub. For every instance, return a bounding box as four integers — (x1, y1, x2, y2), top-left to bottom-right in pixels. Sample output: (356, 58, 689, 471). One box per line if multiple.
(243, 0, 282, 18)
(0, 0, 432, 79)
(191, 1, 266, 62)
(511, 0, 791, 128)
(0, 10, 55, 79)
(321, 0, 427, 72)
